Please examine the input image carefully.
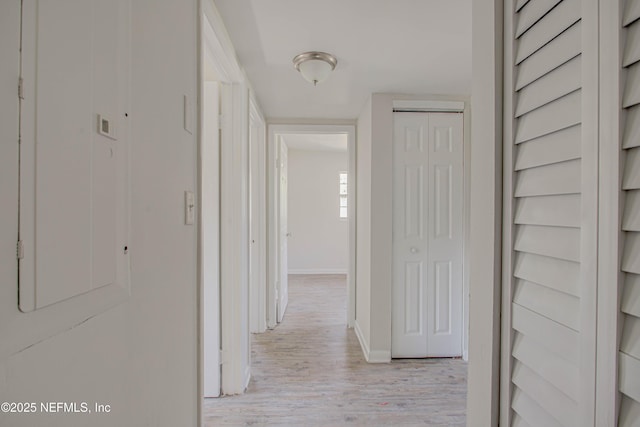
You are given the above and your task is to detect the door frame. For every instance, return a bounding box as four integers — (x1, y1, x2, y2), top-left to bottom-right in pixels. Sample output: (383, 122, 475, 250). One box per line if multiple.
(198, 0, 252, 411)
(276, 138, 289, 323)
(267, 124, 357, 328)
(465, 1, 503, 425)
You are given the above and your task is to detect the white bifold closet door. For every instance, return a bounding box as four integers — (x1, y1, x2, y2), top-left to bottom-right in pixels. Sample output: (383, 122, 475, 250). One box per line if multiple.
(391, 112, 463, 358)
(502, 0, 599, 426)
(619, 1, 640, 424)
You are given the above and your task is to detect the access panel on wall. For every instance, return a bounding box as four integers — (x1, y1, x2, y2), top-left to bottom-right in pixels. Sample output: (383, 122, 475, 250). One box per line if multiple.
(391, 112, 464, 358)
(18, 0, 131, 312)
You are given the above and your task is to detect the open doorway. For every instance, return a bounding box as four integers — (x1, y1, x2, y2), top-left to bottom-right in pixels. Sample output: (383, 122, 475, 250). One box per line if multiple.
(265, 125, 357, 329)
(285, 136, 349, 324)
(286, 135, 349, 277)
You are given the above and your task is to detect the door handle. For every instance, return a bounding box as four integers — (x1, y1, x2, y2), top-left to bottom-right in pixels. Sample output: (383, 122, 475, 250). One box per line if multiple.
(410, 247, 419, 254)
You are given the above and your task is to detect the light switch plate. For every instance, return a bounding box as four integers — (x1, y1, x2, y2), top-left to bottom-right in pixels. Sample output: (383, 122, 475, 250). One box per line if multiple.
(185, 191, 195, 225)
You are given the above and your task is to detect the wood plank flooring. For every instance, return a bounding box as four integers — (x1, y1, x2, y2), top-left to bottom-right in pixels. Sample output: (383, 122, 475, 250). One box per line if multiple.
(204, 274, 467, 426)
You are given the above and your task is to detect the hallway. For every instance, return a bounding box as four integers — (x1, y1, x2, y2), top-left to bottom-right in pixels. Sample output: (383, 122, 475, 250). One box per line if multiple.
(204, 274, 467, 426)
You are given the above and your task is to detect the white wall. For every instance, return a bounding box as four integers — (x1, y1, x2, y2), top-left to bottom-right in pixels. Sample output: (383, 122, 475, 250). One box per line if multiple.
(288, 149, 348, 274)
(0, 1, 199, 426)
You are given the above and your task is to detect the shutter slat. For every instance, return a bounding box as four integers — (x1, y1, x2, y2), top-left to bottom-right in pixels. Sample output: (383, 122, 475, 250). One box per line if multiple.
(621, 314, 640, 360)
(623, 190, 640, 231)
(624, 62, 640, 108)
(516, 0, 580, 65)
(514, 252, 580, 297)
(512, 413, 533, 427)
(515, 159, 581, 197)
(622, 232, 640, 274)
(512, 361, 579, 427)
(516, 56, 581, 117)
(623, 104, 640, 149)
(622, 273, 640, 318)
(512, 388, 564, 427)
(623, 147, 640, 190)
(624, 20, 640, 67)
(516, 0, 564, 38)
(512, 331, 580, 400)
(624, 0, 640, 27)
(619, 395, 640, 427)
(513, 304, 580, 364)
(515, 225, 580, 262)
(515, 194, 581, 228)
(515, 125, 581, 171)
(620, 352, 640, 402)
(516, 21, 581, 90)
(513, 279, 580, 330)
(516, 0, 531, 13)
(515, 90, 581, 144)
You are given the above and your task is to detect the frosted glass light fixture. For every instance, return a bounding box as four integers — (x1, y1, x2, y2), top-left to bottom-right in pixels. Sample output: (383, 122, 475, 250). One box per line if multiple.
(293, 51, 337, 86)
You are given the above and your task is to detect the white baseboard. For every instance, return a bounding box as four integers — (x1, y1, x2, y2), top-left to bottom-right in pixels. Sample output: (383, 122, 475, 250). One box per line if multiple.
(354, 320, 391, 363)
(354, 320, 370, 361)
(288, 269, 348, 275)
(243, 367, 251, 392)
(368, 350, 391, 363)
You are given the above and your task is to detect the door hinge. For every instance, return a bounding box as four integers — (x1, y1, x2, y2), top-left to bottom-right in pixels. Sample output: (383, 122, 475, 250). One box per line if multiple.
(17, 240, 24, 260)
(18, 78, 24, 100)
(219, 350, 225, 365)
(218, 114, 225, 130)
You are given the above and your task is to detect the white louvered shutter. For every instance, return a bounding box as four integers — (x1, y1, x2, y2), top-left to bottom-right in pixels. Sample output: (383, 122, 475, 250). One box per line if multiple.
(619, 0, 640, 424)
(503, 0, 596, 426)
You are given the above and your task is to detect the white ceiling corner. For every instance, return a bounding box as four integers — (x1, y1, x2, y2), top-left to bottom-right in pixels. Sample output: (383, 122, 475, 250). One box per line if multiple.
(213, 0, 472, 120)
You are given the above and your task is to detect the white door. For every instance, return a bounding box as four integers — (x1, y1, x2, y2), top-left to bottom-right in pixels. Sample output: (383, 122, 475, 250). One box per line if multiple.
(203, 82, 220, 397)
(391, 112, 464, 358)
(277, 140, 289, 323)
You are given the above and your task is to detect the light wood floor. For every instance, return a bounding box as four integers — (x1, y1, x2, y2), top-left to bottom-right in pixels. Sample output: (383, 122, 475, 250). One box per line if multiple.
(204, 274, 467, 426)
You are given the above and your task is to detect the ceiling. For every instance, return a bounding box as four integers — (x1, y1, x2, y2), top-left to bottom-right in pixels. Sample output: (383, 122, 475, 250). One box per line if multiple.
(213, 0, 472, 120)
(282, 134, 347, 152)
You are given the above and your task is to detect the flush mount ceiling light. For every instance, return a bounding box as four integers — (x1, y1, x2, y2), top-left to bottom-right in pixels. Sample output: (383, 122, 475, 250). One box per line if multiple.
(293, 51, 337, 86)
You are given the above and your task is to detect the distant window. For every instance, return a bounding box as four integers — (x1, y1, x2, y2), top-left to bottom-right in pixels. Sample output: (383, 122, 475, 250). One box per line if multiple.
(339, 172, 348, 219)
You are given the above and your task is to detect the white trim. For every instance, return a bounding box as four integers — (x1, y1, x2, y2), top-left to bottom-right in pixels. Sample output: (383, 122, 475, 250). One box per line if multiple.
(467, 1, 503, 426)
(354, 319, 370, 360)
(354, 320, 392, 363)
(288, 269, 348, 275)
(392, 99, 465, 112)
(580, 1, 600, 424)
(266, 132, 278, 329)
(368, 350, 392, 363)
(462, 101, 472, 363)
(500, 0, 515, 425)
(596, 1, 623, 425)
(267, 124, 357, 328)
